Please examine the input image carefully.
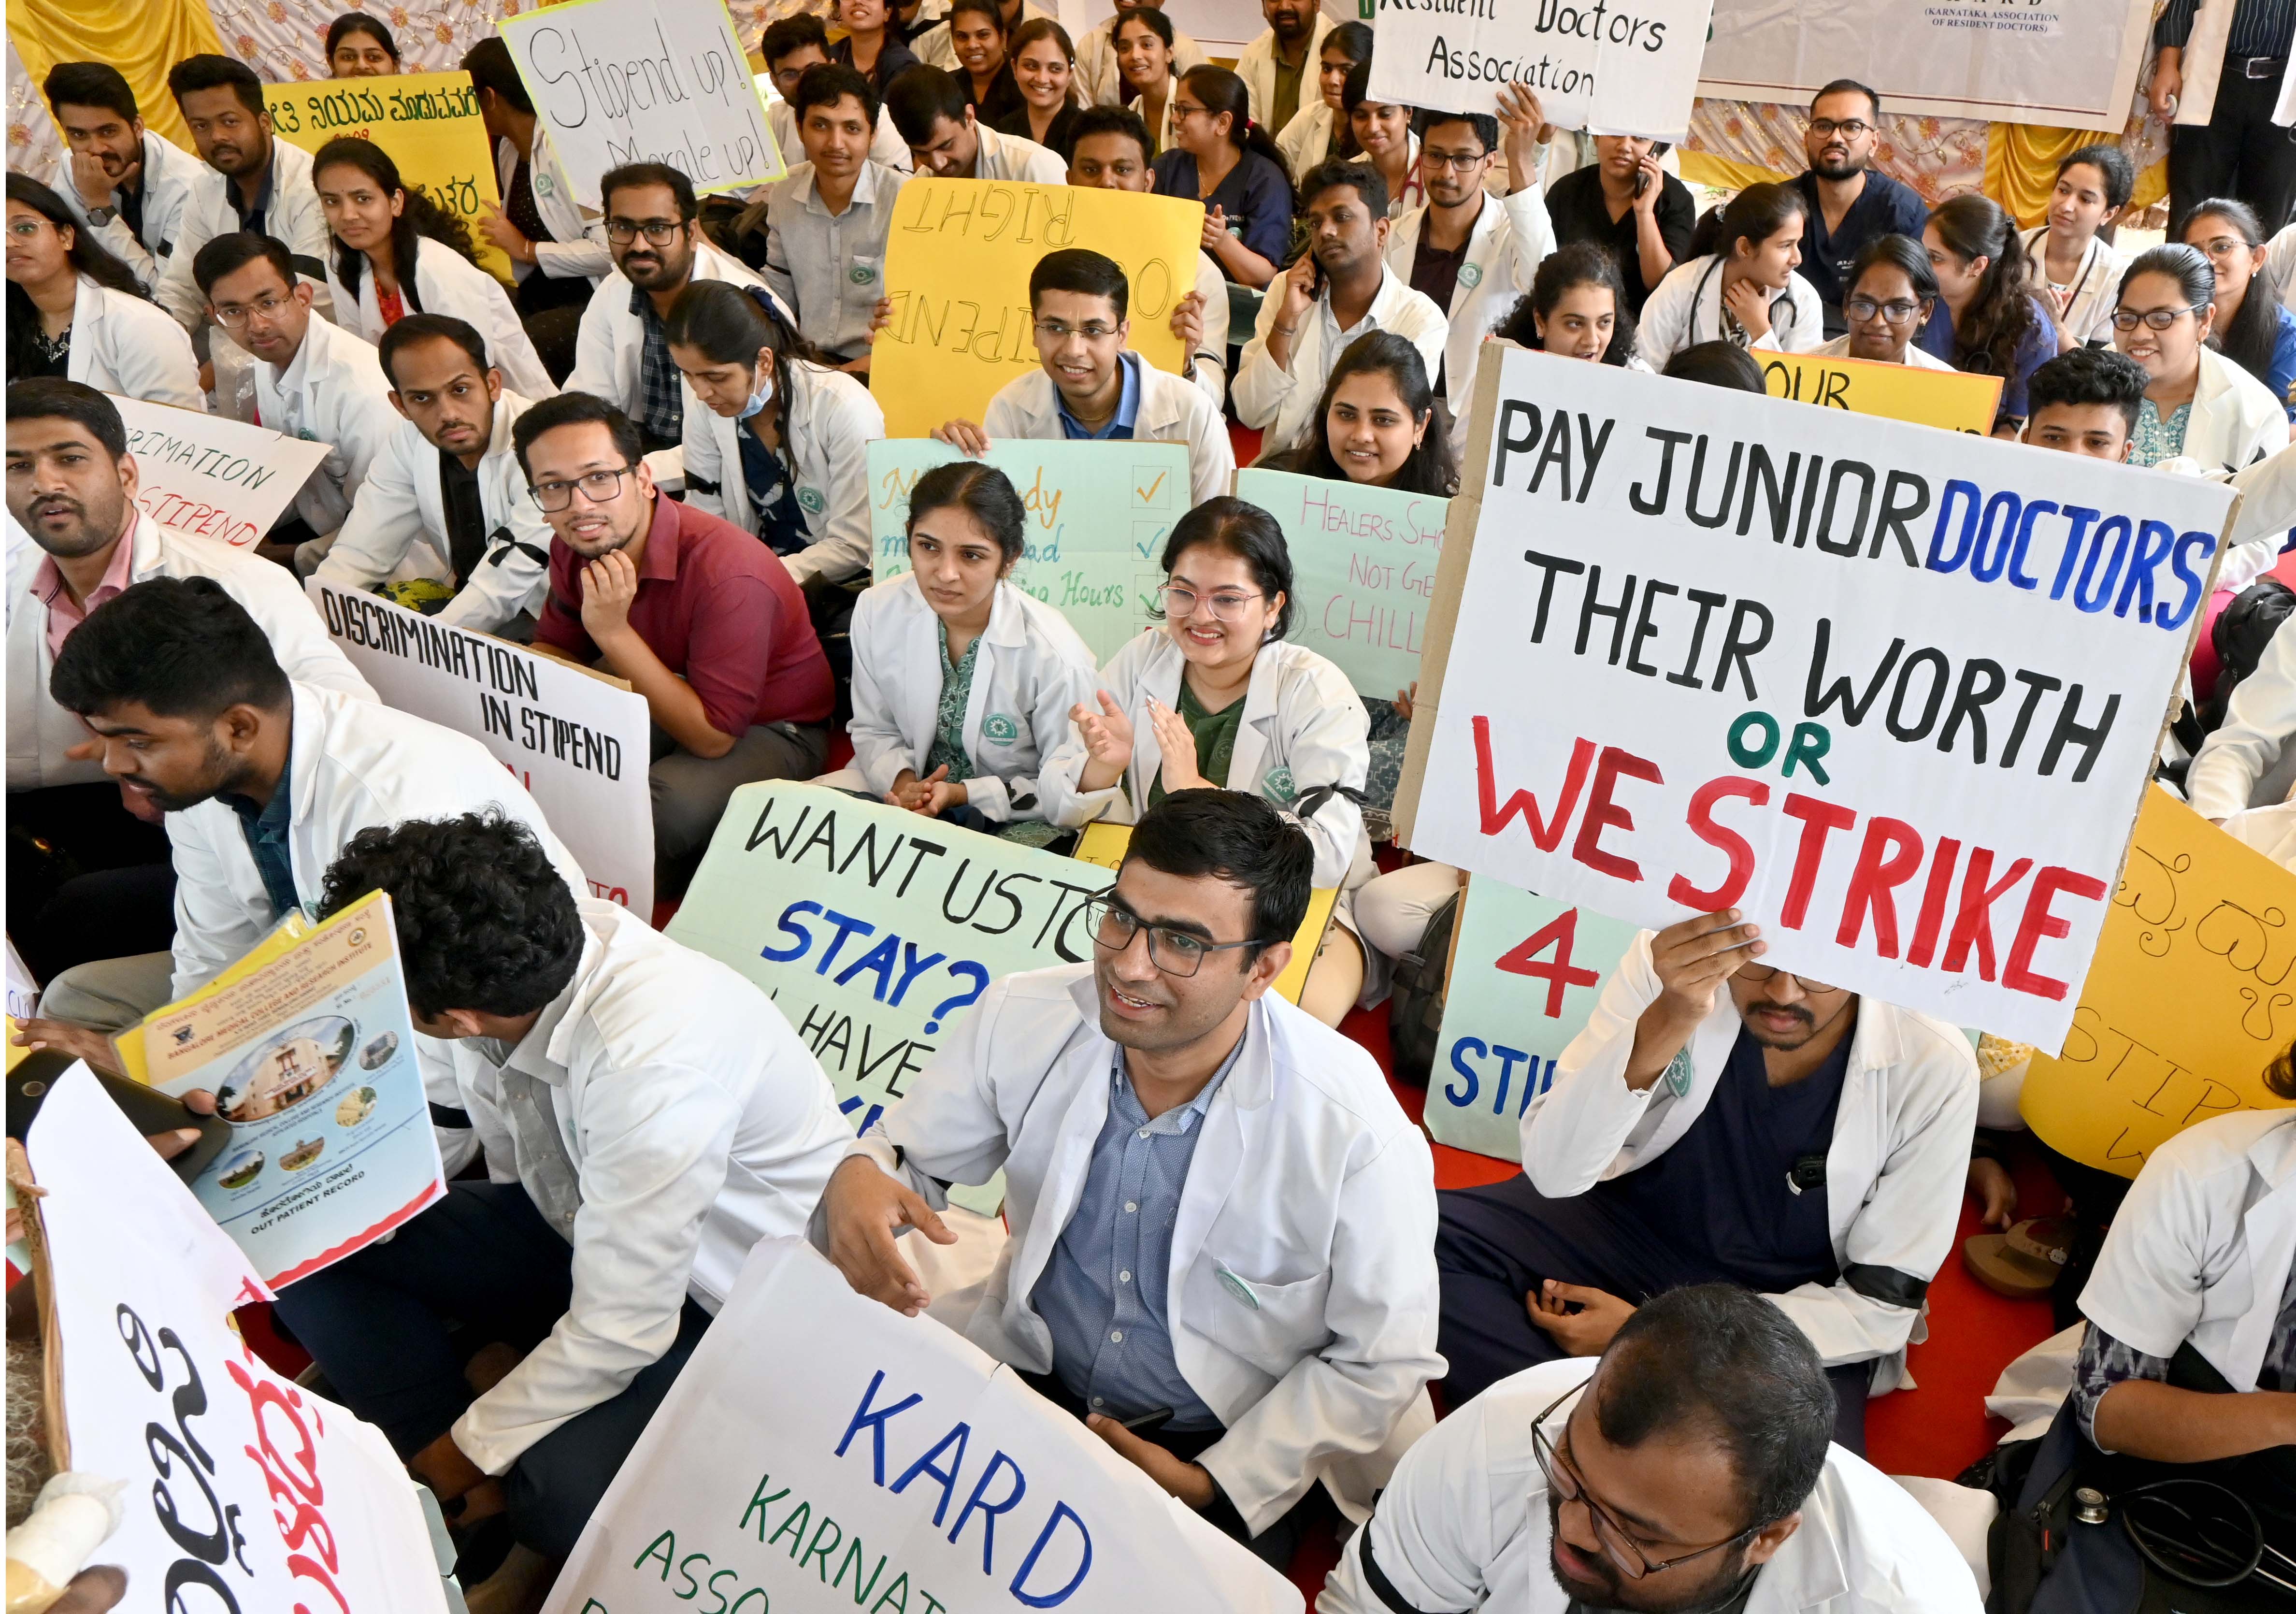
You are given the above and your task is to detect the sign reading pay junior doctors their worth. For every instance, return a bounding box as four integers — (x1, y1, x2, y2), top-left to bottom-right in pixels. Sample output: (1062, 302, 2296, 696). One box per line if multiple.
(309, 581, 655, 915)
(1368, 0, 1715, 138)
(870, 437, 1189, 662)
(501, 0, 783, 211)
(2018, 788, 2296, 1178)
(873, 179, 1204, 438)
(1235, 467, 1448, 698)
(542, 1238, 1302, 1614)
(110, 393, 330, 548)
(264, 71, 516, 282)
(1396, 347, 2237, 1051)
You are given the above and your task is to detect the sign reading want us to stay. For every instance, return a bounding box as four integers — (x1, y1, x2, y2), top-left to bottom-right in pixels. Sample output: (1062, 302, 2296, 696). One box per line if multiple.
(111, 393, 329, 548)
(1396, 346, 2237, 1050)
(1235, 467, 1448, 697)
(542, 1238, 1302, 1614)
(870, 437, 1188, 662)
(1759, 350, 2004, 438)
(309, 582, 655, 916)
(2019, 788, 2296, 1178)
(873, 179, 1204, 438)
(501, 0, 783, 210)
(264, 71, 515, 283)
(1368, 0, 1716, 138)
(1427, 876, 1638, 1162)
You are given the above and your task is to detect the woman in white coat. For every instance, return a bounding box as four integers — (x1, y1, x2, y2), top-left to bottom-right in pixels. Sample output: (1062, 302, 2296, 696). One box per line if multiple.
(1635, 182, 1825, 370)
(1274, 21, 1370, 186)
(663, 279, 885, 591)
(1042, 495, 1374, 1023)
(5, 173, 201, 409)
(1816, 235, 1958, 370)
(827, 461, 1100, 839)
(311, 139, 557, 402)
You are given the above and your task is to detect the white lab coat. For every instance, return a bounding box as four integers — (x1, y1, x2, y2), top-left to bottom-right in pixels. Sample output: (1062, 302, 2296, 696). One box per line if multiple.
(450, 897, 851, 1473)
(1188, 250, 1231, 410)
(2164, 346, 2292, 594)
(1040, 629, 1370, 888)
(1320, 1357, 1984, 1614)
(54, 127, 200, 293)
(1524, 928, 1979, 1392)
(1635, 253, 1827, 370)
(982, 360, 1236, 510)
(163, 680, 585, 999)
(1234, 264, 1450, 456)
(823, 964, 1441, 1535)
(1075, 14, 1207, 106)
(154, 136, 335, 331)
(2273, 223, 2296, 318)
(322, 237, 557, 402)
(969, 123, 1070, 184)
(679, 359, 885, 588)
(7, 512, 373, 792)
(492, 131, 612, 285)
(251, 313, 404, 536)
(61, 275, 203, 410)
(1383, 188, 1554, 413)
(2079, 1109, 2296, 1396)
(1236, 14, 1334, 129)
(1276, 100, 1339, 188)
(2188, 614, 2296, 820)
(2020, 226, 2127, 348)
(847, 573, 1100, 820)
(315, 388, 554, 632)
(1815, 332, 1959, 371)
(766, 99, 915, 175)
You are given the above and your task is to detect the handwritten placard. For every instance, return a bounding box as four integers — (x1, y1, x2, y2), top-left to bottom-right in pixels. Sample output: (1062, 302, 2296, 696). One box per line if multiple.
(265, 71, 516, 283)
(1758, 350, 2004, 437)
(1368, 0, 1716, 138)
(501, 0, 785, 209)
(112, 393, 330, 548)
(869, 437, 1187, 662)
(2019, 787, 2296, 1178)
(1234, 467, 1447, 697)
(873, 178, 1204, 438)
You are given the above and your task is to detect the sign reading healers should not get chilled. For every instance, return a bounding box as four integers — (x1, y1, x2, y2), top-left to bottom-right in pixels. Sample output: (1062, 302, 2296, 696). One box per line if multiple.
(1396, 346, 2237, 1052)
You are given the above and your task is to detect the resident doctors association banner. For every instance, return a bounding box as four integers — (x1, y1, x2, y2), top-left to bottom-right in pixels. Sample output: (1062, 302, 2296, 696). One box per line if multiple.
(1369, 0, 1715, 139)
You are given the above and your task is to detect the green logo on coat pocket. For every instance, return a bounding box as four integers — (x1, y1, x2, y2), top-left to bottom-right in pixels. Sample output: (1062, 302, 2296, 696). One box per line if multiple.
(982, 712, 1020, 743)
(1262, 765, 1296, 803)
(797, 486, 826, 514)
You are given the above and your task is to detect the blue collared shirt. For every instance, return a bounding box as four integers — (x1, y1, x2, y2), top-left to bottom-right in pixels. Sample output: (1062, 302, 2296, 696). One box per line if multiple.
(1055, 349, 1144, 441)
(228, 156, 279, 239)
(1030, 1032, 1245, 1430)
(222, 754, 297, 922)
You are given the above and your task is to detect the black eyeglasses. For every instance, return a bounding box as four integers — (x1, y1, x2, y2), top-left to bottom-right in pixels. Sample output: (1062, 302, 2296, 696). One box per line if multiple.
(1734, 963, 1844, 994)
(2111, 304, 2200, 331)
(1845, 296, 1927, 325)
(1808, 117, 1871, 140)
(1082, 894, 1270, 978)
(531, 465, 636, 511)
(606, 219, 686, 246)
(1531, 1389, 1762, 1580)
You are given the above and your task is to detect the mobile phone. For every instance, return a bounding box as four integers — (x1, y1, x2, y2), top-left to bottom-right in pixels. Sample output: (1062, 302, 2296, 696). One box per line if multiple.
(7, 1047, 232, 1183)
(1635, 141, 1673, 197)
(1121, 1407, 1176, 1435)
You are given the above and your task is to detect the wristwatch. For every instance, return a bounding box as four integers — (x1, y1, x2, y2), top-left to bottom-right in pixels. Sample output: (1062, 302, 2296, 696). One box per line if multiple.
(84, 205, 116, 226)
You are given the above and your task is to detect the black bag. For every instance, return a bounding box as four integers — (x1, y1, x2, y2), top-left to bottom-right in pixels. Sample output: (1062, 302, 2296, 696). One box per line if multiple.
(2199, 576, 2295, 734)
(1387, 888, 1461, 1088)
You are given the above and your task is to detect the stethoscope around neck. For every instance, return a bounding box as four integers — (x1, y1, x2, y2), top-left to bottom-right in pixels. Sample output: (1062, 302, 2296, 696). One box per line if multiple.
(1693, 255, 1798, 343)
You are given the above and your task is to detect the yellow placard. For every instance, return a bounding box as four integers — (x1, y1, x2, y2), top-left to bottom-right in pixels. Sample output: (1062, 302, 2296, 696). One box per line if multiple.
(872, 179, 1205, 438)
(263, 72, 516, 285)
(1073, 824, 1336, 1007)
(1756, 349, 2004, 436)
(113, 911, 314, 1085)
(2019, 788, 2296, 1179)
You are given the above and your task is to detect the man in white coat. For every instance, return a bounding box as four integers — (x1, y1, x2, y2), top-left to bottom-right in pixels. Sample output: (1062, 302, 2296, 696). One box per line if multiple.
(192, 233, 401, 551)
(759, 15, 915, 176)
(816, 790, 1442, 1567)
(883, 65, 1069, 183)
(266, 811, 852, 1564)
(1383, 106, 1554, 413)
(155, 56, 334, 333)
(42, 63, 200, 295)
(1075, 0, 1207, 105)
(1434, 907, 1978, 1456)
(931, 248, 1235, 509)
(315, 314, 554, 634)
(1320, 1284, 1983, 1614)
(1236, 0, 1333, 133)
(4, 379, 372, 980)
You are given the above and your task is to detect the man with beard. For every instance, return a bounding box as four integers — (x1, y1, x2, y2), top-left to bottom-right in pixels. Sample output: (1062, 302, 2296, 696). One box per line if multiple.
(1236, 0, 1332, 135)
(1788, 80, 1927, 340)
(564, 163, 775, 458)
(12, 576, 582, 1105)
(1432, 908, 1977, 1455)
(154, 55, 334, 334)
(41, 63, 200, 294)
(4, 380, 371, 979)
(1319, 1284, 1981, 1614)
(515, 392, 832, 889)
(815, 790, 1442, 1569)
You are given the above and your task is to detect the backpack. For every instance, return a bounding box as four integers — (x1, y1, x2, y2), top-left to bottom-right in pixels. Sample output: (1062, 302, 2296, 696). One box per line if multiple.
(2199, 576, 2294, 734)
(1387, 888, 1461, 1088)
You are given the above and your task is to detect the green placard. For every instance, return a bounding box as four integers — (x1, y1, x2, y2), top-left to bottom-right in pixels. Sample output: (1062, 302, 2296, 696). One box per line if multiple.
(869, 437, 1192, 665)
(1425, 876, 1640, 1163)
(1232, 468, 1447, 698)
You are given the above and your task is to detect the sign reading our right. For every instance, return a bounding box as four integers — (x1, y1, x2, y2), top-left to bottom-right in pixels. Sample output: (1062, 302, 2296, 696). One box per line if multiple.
(1400, 348, 2236, 1050)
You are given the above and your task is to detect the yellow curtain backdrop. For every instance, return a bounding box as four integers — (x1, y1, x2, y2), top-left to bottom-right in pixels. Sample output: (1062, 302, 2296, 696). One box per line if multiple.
(1983, 120, 2169, 227)
(10, 0, 227, 151)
